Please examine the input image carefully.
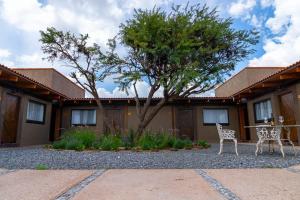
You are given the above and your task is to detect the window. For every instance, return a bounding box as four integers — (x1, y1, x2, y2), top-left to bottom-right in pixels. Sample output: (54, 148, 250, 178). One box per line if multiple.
(203, 108, 229, 125)
(26, 100, 45, 123)
(254, 99, 272, 122)
(71, 109, 96, 126)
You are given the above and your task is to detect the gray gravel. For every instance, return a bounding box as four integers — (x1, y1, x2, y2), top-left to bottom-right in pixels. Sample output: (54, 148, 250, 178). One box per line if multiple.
(0, 143, 299, 169)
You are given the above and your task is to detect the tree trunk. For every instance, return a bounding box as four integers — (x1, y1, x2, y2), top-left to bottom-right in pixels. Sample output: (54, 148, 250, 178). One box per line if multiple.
(136, 98, 166, 137)
(94, 98, 116, 134)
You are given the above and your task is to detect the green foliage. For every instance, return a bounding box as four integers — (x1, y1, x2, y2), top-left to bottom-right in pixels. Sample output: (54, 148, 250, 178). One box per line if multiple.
(52, 139, 67, 149)
(121, 129, 137, 149)
(114, 3, 258, 98)
(35, 164, 48, 170)
(52, 128, 96, 151)
(197, 140, 211, 148)
(100, 135, 122, 151)
(172, 139, 187, 149)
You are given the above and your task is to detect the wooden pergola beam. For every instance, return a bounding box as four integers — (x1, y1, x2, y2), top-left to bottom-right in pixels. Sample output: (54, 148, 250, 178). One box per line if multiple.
(279, 74, 300, 80)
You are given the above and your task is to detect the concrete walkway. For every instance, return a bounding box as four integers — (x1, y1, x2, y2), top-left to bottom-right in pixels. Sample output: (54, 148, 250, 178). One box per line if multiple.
(0, 166, 300, 200)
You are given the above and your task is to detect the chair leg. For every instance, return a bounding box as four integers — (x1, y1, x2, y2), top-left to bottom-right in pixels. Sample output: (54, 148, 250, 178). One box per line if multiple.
(277, 139, 285, 158)
(255, 139, 261, 156)
(260, 140, 264, 154)
(233, 139, 238, 156)
(218, 139, 223, 155)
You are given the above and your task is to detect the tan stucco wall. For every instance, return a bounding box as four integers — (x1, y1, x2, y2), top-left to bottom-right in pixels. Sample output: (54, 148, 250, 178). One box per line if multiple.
(195, 105, 240, 142)
(215, 67, 284, 97)
(13, 68, 85, 98)
(247, 82, 300, 143)
(61, 104, 240, 142)
(19, 96, 52, 146)
(0, 85, 52, 146)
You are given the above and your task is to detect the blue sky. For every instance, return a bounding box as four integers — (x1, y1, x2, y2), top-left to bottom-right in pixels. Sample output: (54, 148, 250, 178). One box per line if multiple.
(0, 0, 299, 97)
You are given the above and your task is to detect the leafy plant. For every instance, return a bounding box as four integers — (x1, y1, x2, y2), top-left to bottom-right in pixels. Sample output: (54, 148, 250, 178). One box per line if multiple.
(52, 128, 96, 150)
(100, 135, 122, 150)
(35, 164, 48, 170)
(197, 140, 211, 148)
(172, 139, 186, 149)
(121, 129, 136, 149)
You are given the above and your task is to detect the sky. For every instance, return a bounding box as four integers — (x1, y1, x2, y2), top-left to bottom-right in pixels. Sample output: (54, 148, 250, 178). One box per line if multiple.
(0, 0, 299, 97)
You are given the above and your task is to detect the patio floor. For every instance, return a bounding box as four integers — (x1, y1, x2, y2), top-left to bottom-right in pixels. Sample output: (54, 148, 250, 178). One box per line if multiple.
(1, 167, 300, 200)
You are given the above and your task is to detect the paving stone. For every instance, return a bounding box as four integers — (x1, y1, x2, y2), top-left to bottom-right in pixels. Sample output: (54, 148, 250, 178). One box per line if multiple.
(0, 170, 93, 200)
(204, 168, 300, 200)
(72, 169, 223, 200)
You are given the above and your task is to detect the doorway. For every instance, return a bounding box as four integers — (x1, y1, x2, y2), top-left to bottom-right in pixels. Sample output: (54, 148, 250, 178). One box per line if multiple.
(105, 108, 124, 133)
(176, 108, 194, 140)
(279, 92, 298, 142)
(1, 94, 20, 144)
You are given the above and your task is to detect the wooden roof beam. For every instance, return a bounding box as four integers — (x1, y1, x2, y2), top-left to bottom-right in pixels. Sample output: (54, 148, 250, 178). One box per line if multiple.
(39, 90, 50, 95)
(17, 83, 37, 89)
(279, 74, 300, 80)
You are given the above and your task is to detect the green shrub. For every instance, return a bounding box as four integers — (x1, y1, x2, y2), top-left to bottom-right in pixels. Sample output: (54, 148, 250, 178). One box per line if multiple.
(122, 129, 136, 149)
(183, 139, 193, 149)
(63, 128, 96, 148)
(52, 128, 96, 150)
(100, 135, 122, 150)
(35, 164, 48, 170)
(155, 132, 176, 149)
(138, 132, 157, 150)
(52, 139, 67, 149)
(172, 139, 186, 149)
(197, 140, 210, 148)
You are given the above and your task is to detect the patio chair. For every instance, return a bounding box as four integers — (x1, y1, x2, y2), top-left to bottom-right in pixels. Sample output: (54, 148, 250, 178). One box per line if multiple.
(255, 127, 284, 157)
(216, 123, 238, 156)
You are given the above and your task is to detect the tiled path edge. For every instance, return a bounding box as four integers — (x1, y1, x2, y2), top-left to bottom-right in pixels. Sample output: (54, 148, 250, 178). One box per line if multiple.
(0, 169, 16, 176)
(195, 169, 240, 200)
(55, 169, 106, 200)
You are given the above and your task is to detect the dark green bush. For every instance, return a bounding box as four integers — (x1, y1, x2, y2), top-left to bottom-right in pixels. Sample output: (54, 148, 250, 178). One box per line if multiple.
(138, 132, 157, 150)
(183, 139, 193, 149)
(121, 129, 136, 149)
(172, 139, 186, 149)
(197, 140, 210, 148)
(52, 128, 96, 150)
(100, 135, 122, 150)
(52, 139, 67, 149)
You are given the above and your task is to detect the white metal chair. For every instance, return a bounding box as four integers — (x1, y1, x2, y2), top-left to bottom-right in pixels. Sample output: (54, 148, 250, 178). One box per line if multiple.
(216, 123, 238, 156)
(255, 127, 284, 158)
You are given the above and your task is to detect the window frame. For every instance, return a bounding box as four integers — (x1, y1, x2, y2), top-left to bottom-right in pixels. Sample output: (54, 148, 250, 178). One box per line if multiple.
(253, 98, 272, 123)
(202, 108, 229, 126)
(26, 100, 46, 124)
(71, 109, 97, 126)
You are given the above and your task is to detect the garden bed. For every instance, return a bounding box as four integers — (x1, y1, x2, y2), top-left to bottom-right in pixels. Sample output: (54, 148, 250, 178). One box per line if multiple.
(51, 128, 211, 151)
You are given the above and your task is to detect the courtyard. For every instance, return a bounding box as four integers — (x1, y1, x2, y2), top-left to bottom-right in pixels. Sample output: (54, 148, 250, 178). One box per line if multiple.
(0, 143, 299, 169)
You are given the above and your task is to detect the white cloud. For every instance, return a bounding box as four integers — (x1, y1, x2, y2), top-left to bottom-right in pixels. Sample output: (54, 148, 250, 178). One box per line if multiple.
(0, 48, 11, 58)
(0, 0, 170, 46)
(260, 0, 274, 8)
(229, 0, 256, 17)
(16, 52, 50, 68)
(249, 0, 300, 66)
(96, 81, 163, 98)
(0, 48, 14, 66)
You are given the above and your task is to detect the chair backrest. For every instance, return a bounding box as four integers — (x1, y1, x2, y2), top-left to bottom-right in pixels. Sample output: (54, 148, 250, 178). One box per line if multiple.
(216, 123, 222, 138)
(256, 127, 281, 140)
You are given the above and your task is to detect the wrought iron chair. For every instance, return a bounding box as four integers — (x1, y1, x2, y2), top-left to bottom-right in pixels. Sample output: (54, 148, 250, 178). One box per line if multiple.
(255, 127, 284, 157)
(216, 123, 238, 156)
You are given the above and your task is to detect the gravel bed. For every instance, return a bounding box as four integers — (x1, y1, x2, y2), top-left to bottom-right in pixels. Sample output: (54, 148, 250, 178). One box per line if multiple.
(0, 143, 299, 169)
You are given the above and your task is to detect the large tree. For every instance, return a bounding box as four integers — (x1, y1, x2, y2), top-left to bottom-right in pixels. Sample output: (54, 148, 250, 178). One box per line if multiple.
(39, 27, 118, 132)
(108, 4, 258, 135)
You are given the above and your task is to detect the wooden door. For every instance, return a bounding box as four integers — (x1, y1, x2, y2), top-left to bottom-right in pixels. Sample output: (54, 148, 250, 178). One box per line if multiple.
(105, 109, 123, 133)
(1, 94, 20, 144)
(176, 108, 194, 140)
(279, 92, 298, 142)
